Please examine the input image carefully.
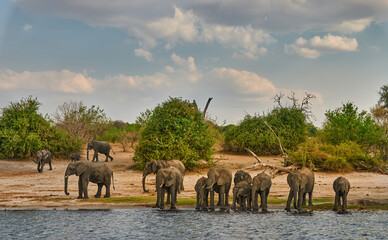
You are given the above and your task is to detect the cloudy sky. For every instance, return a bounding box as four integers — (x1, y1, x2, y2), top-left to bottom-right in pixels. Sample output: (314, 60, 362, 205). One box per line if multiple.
(0, 0, 387, 126)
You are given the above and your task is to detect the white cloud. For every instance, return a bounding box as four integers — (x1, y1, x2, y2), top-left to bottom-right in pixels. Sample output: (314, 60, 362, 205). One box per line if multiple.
(170, 53, 201, 82)
(210, 68, 276, 96)
(134, 48, 153, 62)
(328, 18, 373, 34)
(0, 69, 95, 93)
(23, 24, 32, 31)
(285, 34, 358, 59)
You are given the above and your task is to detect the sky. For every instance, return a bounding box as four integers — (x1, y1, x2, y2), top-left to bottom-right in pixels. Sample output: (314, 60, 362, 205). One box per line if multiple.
(0, 0, 387, 127)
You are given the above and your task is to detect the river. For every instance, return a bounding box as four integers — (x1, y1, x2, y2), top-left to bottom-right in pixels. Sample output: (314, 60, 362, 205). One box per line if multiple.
(1, 209, 387, 239)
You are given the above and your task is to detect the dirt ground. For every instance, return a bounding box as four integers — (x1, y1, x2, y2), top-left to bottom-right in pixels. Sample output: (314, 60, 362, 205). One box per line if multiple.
(0, 143, 387, 209)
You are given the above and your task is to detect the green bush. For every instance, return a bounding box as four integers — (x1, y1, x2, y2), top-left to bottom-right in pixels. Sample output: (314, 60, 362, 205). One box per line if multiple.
(223, 107, 307, 155)
(133, 97, 214, 169)
(97, 121, 140, 143)
(0, 96, 81, 158)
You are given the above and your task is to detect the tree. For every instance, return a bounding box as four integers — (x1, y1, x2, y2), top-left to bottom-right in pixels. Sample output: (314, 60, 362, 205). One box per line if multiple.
(133, 97, 214, 169)
(377, 84, 388, 108)
(52, 101, 109, 141)
(371, 84, 388, 161)
(0, 96, 81, 158)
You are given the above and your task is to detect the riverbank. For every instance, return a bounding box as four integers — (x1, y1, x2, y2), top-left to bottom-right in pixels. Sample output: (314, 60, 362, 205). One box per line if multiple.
(1, 143, 387, 210)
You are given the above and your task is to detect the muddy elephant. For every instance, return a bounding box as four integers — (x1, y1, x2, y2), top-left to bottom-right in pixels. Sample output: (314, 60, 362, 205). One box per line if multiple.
(33, 149, 52, 173)
(142, 160, 185, 192)
(69, 153, 81, 162)
(333, 176, 350, 213)
(285, 167, 315, 212)
(251, 172, 272, 212)
(64, 161, 114, 199)
(87, 140, 115, 162)
(207, 167, 232, 210)
(232, 181, 252, 211)
(195, 177, 209, 210)
(234, 170, 252, 185)
(156, 166, 182, 210)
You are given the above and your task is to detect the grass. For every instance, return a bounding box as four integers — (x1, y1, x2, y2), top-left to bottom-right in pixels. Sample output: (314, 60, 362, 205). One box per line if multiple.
(34, 196, 388, 210)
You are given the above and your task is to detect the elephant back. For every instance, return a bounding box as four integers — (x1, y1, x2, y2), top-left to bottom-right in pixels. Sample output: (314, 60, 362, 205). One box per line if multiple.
(300, 167, 314, 192)
(234, 170, 252, 185)
(333, 176, 350, 193)
(167, 160, 185, 175)
(252, 172, 271, 191)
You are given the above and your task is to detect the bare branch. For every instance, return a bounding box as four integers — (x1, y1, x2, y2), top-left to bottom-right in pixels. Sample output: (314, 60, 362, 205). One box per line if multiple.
(262, 120, 289, 160)
(202, 97, 213, 119)
(245, 148, 263, 164)
(273, 92, 284, 108)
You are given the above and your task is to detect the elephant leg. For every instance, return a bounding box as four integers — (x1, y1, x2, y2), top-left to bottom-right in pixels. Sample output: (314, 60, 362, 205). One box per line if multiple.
(77, 178, 83, 199)
(343, 194, 347, 213)
(196, 193, 200, 210)
(247, 195, 251, 211)
(308, 191, 313, 206)
(49, 161, 53, 170)
(225, 187, 230, 206)
(160, 188, 165, 209)
(302, 192, 307, 206)
(333, 192, 339, 211)
(253, 190, 259, 211)
(166, 188, 171, 204)
(156, 187, 160, 208)
(93, 152, 98, 162)
(95, 184, 103, 198)
(209, 190, 215, 211)
(297, 189, 303, 211)
(105, 154, 109, 162)
(81, 176, 89, 199)
(170, 187, 176, 210)
(232, 191, 237, 210)
(285, 190, 293, 211)
(104, 182, 111, 198)
(219, 186, 226, 210)
(108, 153, 114, 161)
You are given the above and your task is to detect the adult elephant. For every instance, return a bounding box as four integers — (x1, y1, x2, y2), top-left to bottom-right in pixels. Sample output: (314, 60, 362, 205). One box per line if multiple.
(207, 167, 232, 210)
(251, 172, 272, 212)
(285, 167, 315, 212)
(33, 149, 52, 173)
(87, 140, 115, 162)
(234, 170, 252, 185)
(142, 160, 185, 192)
(64, 161, 114, 199)
(156, 166, 182, 210)
(333, 176, 350, 213)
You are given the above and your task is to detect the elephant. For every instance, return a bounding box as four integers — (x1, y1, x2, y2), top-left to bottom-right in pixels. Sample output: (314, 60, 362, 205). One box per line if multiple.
(69, 153, 81, 162)
(64, 161, 114, 199)
(206, 167, 232, 210)
(33, 149, 52, 173)
(87, 140, 116, 162)
(285, 167, 315, 212)
(195, 177, 209, 210)
(251, 172, 272, 212)
(156, 166, 182, 210)
(142, 160, 185, 192)
(234, 170, 252, 185)
(333, 176, 350, 213)
(232, 181, 252, 211)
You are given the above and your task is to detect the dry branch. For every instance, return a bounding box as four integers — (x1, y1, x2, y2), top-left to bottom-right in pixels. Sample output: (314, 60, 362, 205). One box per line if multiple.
(202, 97, 213, 119)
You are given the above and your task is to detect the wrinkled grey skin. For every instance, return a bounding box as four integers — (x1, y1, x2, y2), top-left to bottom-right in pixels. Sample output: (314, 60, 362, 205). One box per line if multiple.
(207, 167, 232, 210)
(333, 176, 350, 213)
(33, 149, 52, 173)
(87, 140, 115, 162)
(251, 172, 272, 212)
(195, 177, 209, 210)
(285, 168, 315, 212)
(64, 161, 114, 199)
(232, 181, 252, 211)
(69, 153, 81, 162)
(142, 160, 185, 192)
(156, 166, 182, 210)
(234, 170, 252, 185)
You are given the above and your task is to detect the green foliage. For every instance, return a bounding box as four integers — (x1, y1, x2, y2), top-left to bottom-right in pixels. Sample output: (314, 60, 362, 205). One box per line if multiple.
(97, 121, 140, 143)
(52, 101, 109, 141)
(133, 97, 214, 169)
(289, 138, 380, 171)
(378, 84, 388, 108)
(0, 96, 81, 158)
(223, 107, 307, 155)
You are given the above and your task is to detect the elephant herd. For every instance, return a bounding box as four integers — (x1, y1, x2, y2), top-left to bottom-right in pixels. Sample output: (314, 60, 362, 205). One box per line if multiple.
(32, 146, 350, 213)
(150, 162, 350, 213)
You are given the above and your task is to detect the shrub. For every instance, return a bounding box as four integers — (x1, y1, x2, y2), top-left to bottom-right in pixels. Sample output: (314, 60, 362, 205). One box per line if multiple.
(223, 107, 307, 155)
(133, 97, 214, 169)
(0, 96, 81, 158)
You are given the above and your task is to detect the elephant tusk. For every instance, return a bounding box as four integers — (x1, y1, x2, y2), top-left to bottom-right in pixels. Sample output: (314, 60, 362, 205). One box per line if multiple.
(207, 183, 214, 189)
(160, 184, 164, 188)
(64, 175, 69, 179)
(202, 184, 207, 189)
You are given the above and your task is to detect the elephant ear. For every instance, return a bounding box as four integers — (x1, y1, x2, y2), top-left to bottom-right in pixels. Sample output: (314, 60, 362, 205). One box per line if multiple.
(259, 178, 270, 191)
(76, 162, 87, 176)
(151, 161, 158, 173)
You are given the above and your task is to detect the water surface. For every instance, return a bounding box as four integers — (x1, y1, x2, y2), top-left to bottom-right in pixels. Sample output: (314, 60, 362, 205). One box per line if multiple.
(1, 209, 387, 239)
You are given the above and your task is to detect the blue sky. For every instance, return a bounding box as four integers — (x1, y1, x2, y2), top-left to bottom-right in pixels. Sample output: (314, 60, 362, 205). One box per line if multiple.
(0, 0, 387, 126)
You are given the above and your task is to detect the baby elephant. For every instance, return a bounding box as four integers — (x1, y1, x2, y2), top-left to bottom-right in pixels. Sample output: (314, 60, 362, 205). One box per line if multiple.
(33, 149, 52, 173)
(333, 176, 350, 213)
(232, 181, 252, 211)
(69, 153, 81, 162)
(195, 177, 209, 211)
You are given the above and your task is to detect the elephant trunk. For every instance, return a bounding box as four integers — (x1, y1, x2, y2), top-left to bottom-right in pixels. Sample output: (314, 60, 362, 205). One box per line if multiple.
(64, 175, 70, 195)
(142, 174, 149, 192)
(87, 149, 89, 161)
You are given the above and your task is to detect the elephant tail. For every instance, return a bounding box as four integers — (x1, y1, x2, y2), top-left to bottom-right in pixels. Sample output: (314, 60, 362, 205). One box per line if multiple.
(112, 173, 115, 190)
(111, 147, 116, 155)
